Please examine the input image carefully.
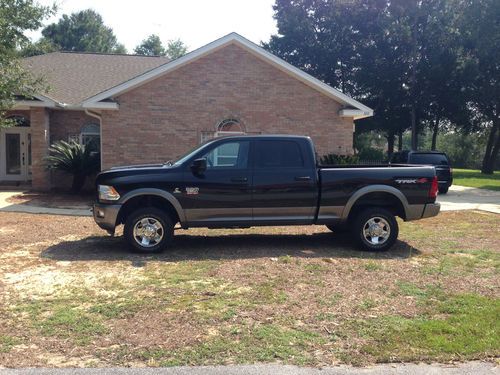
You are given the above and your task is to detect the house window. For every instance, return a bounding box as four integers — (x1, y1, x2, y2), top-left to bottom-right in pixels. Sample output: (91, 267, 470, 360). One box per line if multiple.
(69, 123, 100, 152)
(6, 115, 30, 127)
(200, 118, 246, 143)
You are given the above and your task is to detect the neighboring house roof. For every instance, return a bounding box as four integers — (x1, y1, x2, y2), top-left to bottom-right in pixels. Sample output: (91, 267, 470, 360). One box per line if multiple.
(18, 33, 373, 119)
(21, 52, 170, 106)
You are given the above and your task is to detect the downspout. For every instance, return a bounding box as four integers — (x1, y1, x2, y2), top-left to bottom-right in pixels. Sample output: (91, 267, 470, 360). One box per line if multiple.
(85, 109, 103, 171)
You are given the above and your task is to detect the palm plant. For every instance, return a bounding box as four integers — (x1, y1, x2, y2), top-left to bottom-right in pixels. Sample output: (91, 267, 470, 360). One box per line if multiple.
(45, 140, 100, 192)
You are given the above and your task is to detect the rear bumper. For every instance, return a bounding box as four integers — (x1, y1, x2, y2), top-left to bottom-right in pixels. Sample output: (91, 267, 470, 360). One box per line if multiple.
(422, 202, 440, 218)
(93, 203, 121, 234)
(406, 202, 441, 221)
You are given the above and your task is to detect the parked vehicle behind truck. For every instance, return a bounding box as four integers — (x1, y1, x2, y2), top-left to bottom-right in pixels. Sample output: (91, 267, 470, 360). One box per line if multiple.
(390, 150, 453, 194)
(93, 135, 440, 253)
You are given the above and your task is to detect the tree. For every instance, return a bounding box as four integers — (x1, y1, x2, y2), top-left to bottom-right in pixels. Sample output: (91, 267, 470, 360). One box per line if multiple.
(45, 140, 100, 192)
(0, 0, 54, 125)
(165, 38, 187, 59)
(265, 0, 484, 162)
(41, 9, 126, 53)
(134, 35, 187, 59)
(134, 34, 166, 56)
(456, 0, 500, 174)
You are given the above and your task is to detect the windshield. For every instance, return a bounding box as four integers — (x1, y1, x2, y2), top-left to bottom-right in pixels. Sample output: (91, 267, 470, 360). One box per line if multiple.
(409, 153, 449, 165)
(171, 139, 216, 166)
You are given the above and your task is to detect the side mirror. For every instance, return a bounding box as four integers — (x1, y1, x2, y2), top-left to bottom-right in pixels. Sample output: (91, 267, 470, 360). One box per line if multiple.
(191, 158, 207, 175)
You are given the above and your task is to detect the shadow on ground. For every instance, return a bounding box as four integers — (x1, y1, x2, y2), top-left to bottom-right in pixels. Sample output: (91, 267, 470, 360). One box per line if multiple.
(41, 231, 421, 265)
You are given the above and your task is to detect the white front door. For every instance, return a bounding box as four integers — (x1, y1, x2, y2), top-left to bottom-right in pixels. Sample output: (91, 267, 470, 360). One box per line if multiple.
(0, 127, 32, 181)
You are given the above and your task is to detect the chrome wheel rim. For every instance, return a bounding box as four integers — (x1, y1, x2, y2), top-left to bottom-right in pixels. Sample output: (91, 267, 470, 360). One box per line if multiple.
(133, 217, 164, 248)
(362, 217, 390, 246)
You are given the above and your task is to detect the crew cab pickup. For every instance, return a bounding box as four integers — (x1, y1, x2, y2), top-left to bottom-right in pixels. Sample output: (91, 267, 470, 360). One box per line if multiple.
(93, 135, 440, 252)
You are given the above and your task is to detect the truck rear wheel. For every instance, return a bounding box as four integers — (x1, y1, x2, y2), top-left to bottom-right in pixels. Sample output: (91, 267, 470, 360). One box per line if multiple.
(124, 207, 174, 253)
(352, 207, 398, 251)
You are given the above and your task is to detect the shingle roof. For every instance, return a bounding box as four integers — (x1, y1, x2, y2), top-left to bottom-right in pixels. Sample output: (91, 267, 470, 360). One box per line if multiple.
(22, 52, 170, 105)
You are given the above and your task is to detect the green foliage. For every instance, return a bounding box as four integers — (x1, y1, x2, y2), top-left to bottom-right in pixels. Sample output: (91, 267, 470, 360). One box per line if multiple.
(165, 38, 188, 59)
(41, 9, 126, 53)
(359, 294, 500, 361)
(0, 0, 54, 124)
(266, 0, 499, 171)
(134, 35, 188, 59)
(18, 37, 58, 57)
(320, 153, 359, 165)
(45, 140, 100, 192)
(134, 34, 166, 56)
(452, 169, 500, 191)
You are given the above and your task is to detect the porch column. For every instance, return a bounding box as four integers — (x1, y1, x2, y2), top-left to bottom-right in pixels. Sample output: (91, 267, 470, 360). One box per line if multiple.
(30, 108, 51, 191)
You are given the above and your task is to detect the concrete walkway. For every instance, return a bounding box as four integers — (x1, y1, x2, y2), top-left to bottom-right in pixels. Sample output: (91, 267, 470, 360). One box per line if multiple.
(0, 362, 498, 374)
(0, 191, 92, 217)
(438, 185, 500, 214)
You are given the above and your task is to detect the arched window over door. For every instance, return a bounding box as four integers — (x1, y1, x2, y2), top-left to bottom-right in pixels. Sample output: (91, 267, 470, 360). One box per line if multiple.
(6, 115, 30, 127)
(200, 118, 246, 143)
(216, 118, 245, 134)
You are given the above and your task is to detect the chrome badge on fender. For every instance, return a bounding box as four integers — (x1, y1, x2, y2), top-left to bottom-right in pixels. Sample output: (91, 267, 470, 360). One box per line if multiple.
(186, 187, 199, 195)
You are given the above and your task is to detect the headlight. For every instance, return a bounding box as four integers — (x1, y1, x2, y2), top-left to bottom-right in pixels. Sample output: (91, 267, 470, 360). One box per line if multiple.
(98, 185, 120, 201)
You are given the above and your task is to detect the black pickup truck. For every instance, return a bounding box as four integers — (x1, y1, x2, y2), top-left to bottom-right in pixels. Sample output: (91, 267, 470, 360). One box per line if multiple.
(93, 135, 440, 252)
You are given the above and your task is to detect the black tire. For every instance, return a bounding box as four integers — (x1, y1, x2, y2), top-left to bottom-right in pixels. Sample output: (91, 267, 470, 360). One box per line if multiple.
(439, 186, 449, 194)
(326, 224, 349, 233)
(352, 207, 398, 251)
(124, 207, 174, 253)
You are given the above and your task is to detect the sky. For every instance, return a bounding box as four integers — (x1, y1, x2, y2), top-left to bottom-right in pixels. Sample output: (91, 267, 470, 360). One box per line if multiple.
(27, 0, 279, 52)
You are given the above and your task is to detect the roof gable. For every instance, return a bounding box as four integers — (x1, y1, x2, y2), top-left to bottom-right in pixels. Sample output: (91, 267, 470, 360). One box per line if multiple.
(82, 33, 373, 118)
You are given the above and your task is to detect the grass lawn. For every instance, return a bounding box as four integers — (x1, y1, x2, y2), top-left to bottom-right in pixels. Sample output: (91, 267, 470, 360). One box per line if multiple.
(0, 210, 498, 367)
(453, 168, 500, 191)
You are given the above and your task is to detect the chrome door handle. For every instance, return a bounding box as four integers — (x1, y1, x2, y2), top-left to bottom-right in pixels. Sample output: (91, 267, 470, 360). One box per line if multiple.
(295, 176, 311, 181)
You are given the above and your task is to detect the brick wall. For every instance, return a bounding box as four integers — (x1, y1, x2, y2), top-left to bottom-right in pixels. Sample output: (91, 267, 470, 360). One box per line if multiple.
(49, 110, 97, 143)
(30, 108, 50, 190)
(101, 43, 354, 169)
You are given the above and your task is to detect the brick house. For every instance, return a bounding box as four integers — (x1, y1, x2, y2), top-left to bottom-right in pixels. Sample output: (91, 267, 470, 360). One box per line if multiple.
(1, 33, 373, 190)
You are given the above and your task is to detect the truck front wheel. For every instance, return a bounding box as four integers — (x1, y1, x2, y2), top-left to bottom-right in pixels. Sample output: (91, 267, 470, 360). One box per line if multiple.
(352, 207, 398, 251)
(124, 207, 174, 253)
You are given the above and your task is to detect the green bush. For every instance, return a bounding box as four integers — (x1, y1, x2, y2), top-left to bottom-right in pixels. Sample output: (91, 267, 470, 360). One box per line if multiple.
(45, 140, 100, 193)
(320, 153, 359, 165)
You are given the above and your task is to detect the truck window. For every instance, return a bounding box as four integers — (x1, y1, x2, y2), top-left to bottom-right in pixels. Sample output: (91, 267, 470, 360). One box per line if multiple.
(255, 140, 304, 168)
(409, 153, 449, 165)
(202, 141, 249, 169)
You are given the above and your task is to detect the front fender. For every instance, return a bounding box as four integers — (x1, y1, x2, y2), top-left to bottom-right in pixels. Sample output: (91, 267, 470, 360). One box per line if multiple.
(119, 188, 186, 224)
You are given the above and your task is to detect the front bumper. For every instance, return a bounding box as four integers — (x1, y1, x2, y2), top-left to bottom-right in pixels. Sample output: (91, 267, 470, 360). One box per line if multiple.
(93, 203, 121, 234)
(422, 202, 440, 218)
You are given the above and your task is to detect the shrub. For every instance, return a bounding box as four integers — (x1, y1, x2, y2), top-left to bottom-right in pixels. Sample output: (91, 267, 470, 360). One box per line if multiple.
(320, 153, 359, 165)
(45, 140, 100, 193)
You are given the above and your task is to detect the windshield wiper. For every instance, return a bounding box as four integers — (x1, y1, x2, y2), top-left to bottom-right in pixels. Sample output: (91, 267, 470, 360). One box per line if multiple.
(164, 160, 173, 166)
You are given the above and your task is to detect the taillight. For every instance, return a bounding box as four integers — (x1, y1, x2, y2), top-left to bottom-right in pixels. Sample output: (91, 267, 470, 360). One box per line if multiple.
(429, 176, 438, 198)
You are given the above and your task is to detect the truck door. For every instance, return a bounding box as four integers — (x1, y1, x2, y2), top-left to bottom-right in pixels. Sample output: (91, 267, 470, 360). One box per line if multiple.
(182, 139, 252, 226)
(251, 139, 318, 224)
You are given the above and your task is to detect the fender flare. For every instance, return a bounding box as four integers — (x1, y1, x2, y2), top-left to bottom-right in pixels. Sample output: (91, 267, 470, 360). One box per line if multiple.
(341, 185, 410, 220)
(119, 188, 186, 223)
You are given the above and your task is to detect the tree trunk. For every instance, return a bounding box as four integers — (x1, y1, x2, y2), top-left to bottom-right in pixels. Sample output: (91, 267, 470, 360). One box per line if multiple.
(431, 116, 440, 151)
(398, 130, 403, 151)
(411, 107, 418, 151)
(387, 132, 395, 156)
(481, 121, 499, 174)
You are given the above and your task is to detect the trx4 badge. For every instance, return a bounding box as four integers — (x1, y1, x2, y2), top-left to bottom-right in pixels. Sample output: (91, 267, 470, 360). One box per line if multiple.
(185, 187, 199, 195)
